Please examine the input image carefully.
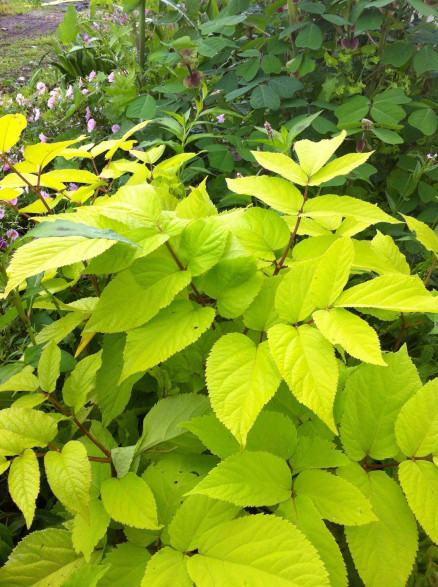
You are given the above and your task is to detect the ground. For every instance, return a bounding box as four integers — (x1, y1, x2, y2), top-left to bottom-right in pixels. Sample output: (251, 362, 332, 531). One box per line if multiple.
(0, 1, 89, 91)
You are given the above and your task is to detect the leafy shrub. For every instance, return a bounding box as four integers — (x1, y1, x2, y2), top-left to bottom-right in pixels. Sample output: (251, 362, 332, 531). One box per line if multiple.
(0, 113, 438, 584)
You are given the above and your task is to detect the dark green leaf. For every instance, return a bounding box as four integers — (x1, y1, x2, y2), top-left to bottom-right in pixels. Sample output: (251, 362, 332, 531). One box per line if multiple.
(28, 221, 139, 247)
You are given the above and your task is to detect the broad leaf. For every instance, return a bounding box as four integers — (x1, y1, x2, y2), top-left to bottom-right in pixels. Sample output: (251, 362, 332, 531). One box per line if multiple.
(187, 451, 292, 506)
(268, 324, 339, 433)
(0, 369, 39, 393)
(403, 214, 438, 254)
(63, 351, 102, 412)
(72, 495, 110, 562)
(226, 176, 303, 215)
(302, 195, 398, 225)
(0, 407, 58, 456)
(121, 301, 215, 381)
(313, 308, 385, 366)
(206, 333, 281, 446)
(294, 469, 377, 525)
(178, 217, 228, 276)
(295, 131, 346, 176)
(311, 237, 354, 308)
(99, 543, 151, 587)
(27, 220, 137, 247)
(101, 473, 161, 530)
(45, 440, 92, 520)
(275, 260, 318, 323)
(0, 113, 27, 153)
(243, 275, 283, 331)
(289, 436, 349, 473)
(142, 548, 192, 587)
(8, 449, 39, 529)
(395, 379, 438, 457)
(251, 150, 308, 185)
(399, 460, 438, 544)
(340, 347, 421, 460)
(340, 465, 418, 587)
(37, 341, 61, 393)
(186, 514, 330, 586)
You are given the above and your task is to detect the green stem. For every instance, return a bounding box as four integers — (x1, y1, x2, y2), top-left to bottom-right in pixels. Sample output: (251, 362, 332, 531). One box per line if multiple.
(138, 0, 146, 73)
(0, 263, 36, 345)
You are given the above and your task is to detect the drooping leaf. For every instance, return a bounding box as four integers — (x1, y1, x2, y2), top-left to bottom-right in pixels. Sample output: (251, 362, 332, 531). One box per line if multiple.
(45, 440, 92, 521)
(311, 237, 354, 308)
(402, 214, 438, 254)
(340, 347, 421, 461)
(62, 351, 102, 412)
(302, 194, 398, 225)
(399, 460, 438, 544)
(313, 308, 385, 366)
(251, 150, 308, 186)
(243, 275, 283, 331)
(395, 379, 438, 457)
(206, 334, 281, 446)
(37, 341, 61, 393)
(187, 451, 292, 506)
(8, 449, 39, 529)
(27, 220, 137, 247)
(0, 114, 27, 153)
(294, 469, 377, 525)
(0, 369, 39, 393)
(268, 324, 339, 433)
(99, 543, 151, 587)
(142, 548, 192, 587)
(339, 465, 418, 587)
(275, 260, 318, 323)
(178, 218, 228, 276)
(101, 473, 161, 530)
(246, 411, 298, 460)
(121, 301, 215, 381)
(186, 514, 330, 586)
(180, 414, 239, 459)
(72, 495, 110, 562)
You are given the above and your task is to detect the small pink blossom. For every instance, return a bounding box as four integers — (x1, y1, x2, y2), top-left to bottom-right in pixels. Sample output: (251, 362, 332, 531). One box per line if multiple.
(34, 108, 40, 121)
(3, 163, 10, 172)
(216, 114, 225, 123)
(85, 107, 92, 121)
(65, 85, 74, 98)
(88, 71, 97, 82)
(69, 183, 78, 191)
(181, 2, 187, 10)
(87, 118, 96, 132)
(8, 197, 18, 206)
(39, 133, 47, 143)
(6, 229, 19, 242)
(119, 17, 125, 23)
(16, 93, 26, 106)
(0, 208, 4, 220)
(47, 96, 56, 109)
(108, 72, 115, 83)
(111, 124, 120, 134)
(104, 24, 110, 31)
(82, 89, 89, 96)
(36, 82, 46, 95)
(83, 33, 89, 44)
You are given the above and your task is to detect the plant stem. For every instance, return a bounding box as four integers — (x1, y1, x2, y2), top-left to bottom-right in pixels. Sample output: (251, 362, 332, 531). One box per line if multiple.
(424, 255, 437, 286)
(393, 312, 406, 352)
(138, 0, 146, 73)
(363, 455, 433, 471)
(274, 183, 309, 275)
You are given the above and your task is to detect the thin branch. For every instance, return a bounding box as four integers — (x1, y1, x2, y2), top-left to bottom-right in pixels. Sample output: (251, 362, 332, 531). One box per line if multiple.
(393, 312, 406, 352)
(424, 255, 437, 286)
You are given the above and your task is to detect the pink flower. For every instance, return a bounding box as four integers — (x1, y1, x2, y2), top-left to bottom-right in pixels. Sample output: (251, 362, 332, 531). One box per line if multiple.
(34, 108, 40, 121)
(88, 71, 97, 82)
(3, 163, 10, 172)
(85, 107, 92, 121)
(8, 198, 18, 206)
(69, 183, 78, 191)
(83, 33, 89, 44)
(0, 208, 4, 220)
(216, 114, 225, 123)
(111, 124, 120, 134)
(65, 85, 74, 98)
(82, 89, 89, 96)
(6, 229, 19, 242)
(47, 96, 56, 109)
(108, 72, 115, 83)
(39, 133, 47, 143)
(78, 77, 83, 88)
(181, 2, 187, 10)
(87, 118, 96, 132)
(36, 82, 46, 95)
(104, 24, 110, 31)
(145, 8, 149, 14)
(40, 191, 50, 199)
(119, 17, 125, 23)
(16, 94, 26, 106)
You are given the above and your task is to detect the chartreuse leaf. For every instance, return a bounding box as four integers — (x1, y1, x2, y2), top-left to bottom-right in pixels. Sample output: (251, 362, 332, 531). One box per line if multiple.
(181, 414, 240, 459)
(27, 221, 136, 246)
(37, 341, 61, 393)
(309, 152, 372, 186)
(206, 334, 281, 446)
(370, 231, 410, 274)
(121, 301, 215, 382)
(246, 411, 298, 460)
(86, 253, 191, 333)
(0, 114, 26, 153)
(294, 470, 377, 525)
(395, 379, 438, 457)
(202, 257, 264, 319)
(142, 548, 192, 587)
(277, 496, 348, 587)
(5, 236, 116, 295)
(0, 407, 58, 456)
(45, 440, 92, 521)
(24, 137, 86, 170)
(340, 347, 421, 461)
(339, 465, 418, 587)
(187, 451, 292, 506)
(176, 178, 217, 219)
(136, 394, 210, 454)
(230, 208, 291, 261)
(186, 514, 330, 586)
(101, 473, 161, 530)
(335, 274, 438, 313)
(295, 131, 346, 176)
(268, 324, 339, 433)
(302, 195, 399, 225)
(0, 528, 86, 585)
(63, 351, 102, 412)
(313, 308, 385, 366)
(275, 260, 318, 323)
(99, 543, 151, 587)
(289, 436, 349, 473)
(8, 449, 39, 529)
(399, 460, 438, 544)
(251, 150, 309, 185)
(311, 237, 354, 308)
(72, 493, 110, 562)
(36, 312, 84, 345)
(61, 564, 109, 587)
(0, 368, 39, 392)
(243, 275, 282, 331)
(168, 495, 240, 552)
(178, 218, 228, 276)
(403, 214, 438, 254)
(226, 176, 303, 215)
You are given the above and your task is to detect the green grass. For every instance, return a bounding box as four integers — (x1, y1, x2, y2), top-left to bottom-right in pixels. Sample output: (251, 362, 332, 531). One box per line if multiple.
(0, 36, 55, 84)
(0, 1, 42, 16)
